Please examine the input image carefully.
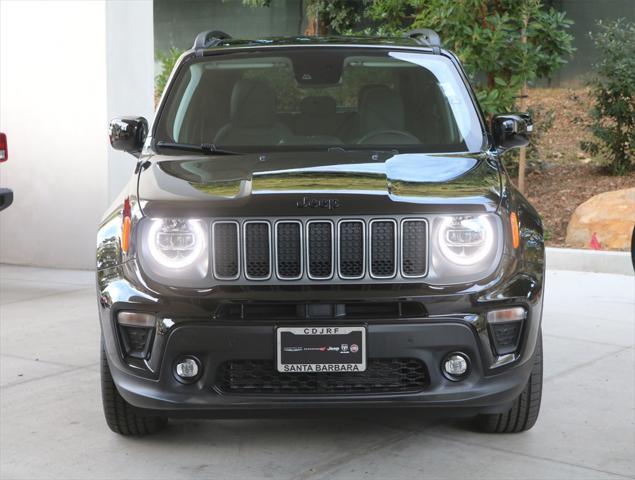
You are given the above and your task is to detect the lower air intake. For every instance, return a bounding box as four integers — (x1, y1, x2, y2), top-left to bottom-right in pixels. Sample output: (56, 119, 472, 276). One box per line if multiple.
(489, 321, 523, 355)
(215, 358, 427, 394)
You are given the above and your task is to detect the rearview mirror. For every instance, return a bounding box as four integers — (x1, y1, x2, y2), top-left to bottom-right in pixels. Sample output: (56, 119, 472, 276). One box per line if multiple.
(491, 114, 532, 151)
(109, 117, 148, 158)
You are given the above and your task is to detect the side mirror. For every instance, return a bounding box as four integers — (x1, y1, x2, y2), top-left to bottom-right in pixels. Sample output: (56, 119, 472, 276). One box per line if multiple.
(491, 114, 532, 151)
(109, 117, 148, 158)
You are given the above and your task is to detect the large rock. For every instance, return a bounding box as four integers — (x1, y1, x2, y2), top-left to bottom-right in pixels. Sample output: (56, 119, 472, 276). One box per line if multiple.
(565, 188, 635, 250)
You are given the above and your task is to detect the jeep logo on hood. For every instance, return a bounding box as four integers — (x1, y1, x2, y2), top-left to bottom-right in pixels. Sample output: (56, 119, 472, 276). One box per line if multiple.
(296, 197, 340, 210)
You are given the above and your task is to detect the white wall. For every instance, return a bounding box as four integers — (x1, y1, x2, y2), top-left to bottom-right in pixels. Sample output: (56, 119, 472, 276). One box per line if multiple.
(0, 0, 154, 269)
(106, 0, 155, 201)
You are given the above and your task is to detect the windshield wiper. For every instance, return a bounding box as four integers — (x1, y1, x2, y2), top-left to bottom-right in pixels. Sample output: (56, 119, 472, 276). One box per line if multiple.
(156, 141, 241, 155)
(327, 146, 400, 155)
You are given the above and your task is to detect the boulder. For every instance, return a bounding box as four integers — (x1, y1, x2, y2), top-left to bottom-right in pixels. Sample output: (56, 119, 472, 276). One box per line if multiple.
(565, 188, 635, 250)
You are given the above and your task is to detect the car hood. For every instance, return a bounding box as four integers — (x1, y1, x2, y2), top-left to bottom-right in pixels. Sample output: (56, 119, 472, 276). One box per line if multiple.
(138, 151, 502, 217)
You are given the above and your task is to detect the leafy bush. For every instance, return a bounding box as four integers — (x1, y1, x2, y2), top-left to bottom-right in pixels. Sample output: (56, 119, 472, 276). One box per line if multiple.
(155, 47, 184, 100)
(581, 19, 635, 175)
(411, 0, 574, 116)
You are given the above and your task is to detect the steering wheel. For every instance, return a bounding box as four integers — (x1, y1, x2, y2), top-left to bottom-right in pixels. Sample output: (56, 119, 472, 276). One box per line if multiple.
(357, 130, 420, 145)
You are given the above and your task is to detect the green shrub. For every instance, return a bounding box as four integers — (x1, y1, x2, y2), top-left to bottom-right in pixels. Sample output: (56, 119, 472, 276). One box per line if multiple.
(155, 47, 185, 100)
(581, 19, 635, 175)
(411, 0, 575, 116)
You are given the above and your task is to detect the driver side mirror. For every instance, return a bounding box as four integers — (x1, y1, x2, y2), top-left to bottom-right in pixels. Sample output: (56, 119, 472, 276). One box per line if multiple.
(491, 114, 532, 151)
(109, 117, 148, 158)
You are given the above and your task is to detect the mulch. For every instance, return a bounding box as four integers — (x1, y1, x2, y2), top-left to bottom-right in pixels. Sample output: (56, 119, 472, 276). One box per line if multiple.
(523, 163, 635, 247)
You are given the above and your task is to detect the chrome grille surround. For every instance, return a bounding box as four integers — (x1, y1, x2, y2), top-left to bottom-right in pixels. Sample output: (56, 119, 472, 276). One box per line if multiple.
(337, 219, 366, 280)
(274, 220, 303, 280)
(400, 218, 429, 278)
(242, 221, 272, 281)
(212, 220, 240, 280)
(209, 216, 429, 284)
(369, 219, 398, 279)
(306, 220, 335, 280)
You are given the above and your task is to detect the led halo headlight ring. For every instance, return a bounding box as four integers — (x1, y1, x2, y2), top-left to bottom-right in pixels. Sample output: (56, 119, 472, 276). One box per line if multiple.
(147, 218, 206, 269)
(437, 215, 495, 266)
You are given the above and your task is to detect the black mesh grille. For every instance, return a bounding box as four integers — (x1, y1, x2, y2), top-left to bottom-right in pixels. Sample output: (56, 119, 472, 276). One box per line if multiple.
(213, 222, 239, 278)
(339, 221, 364, 278)
(276, 222, 302, 279)
(489, 321, 523, 355)
(402, 220, 427, 276)
(308, 222, 333, 278)
(215, 358, 427, 394)
(371, 221, 396, 277)
(244, 223, 270, 279)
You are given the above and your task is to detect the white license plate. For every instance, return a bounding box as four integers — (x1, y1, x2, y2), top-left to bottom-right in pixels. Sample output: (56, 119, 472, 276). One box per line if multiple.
(276, 326, 366, 373)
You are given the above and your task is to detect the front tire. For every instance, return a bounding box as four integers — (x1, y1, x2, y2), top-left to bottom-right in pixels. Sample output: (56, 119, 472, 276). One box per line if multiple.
(475, 329, 543, 433)
(100, 341, 167, 436)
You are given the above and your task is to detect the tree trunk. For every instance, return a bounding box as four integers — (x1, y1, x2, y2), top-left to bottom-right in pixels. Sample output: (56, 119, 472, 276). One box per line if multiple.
(517, 12, 529, 194)
(304, 9, 327, 36)
(518, 82, 528, 194)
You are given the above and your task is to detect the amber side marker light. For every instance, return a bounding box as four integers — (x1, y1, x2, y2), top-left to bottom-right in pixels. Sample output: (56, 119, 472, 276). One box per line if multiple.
(122, 198, 131, 253)
(510, 212, 520, 249)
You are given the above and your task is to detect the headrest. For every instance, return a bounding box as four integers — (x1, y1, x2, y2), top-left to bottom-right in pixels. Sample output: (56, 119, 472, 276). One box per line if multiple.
(230, 78, 276, 127)
(300, 96, 336, 116)
(358, 85, 405, 132)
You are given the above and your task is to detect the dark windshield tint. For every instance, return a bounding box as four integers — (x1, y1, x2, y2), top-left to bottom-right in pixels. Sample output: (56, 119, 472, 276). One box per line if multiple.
(154, 48, 485, 153)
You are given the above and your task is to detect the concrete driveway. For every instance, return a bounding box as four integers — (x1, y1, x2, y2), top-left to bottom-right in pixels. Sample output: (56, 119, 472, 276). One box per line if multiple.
(0, 265, 633, 480)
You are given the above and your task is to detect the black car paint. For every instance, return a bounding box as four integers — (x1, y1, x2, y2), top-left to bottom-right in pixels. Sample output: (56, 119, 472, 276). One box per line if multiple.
(98, 38, 544, 416)
(0, 188, 13, 212)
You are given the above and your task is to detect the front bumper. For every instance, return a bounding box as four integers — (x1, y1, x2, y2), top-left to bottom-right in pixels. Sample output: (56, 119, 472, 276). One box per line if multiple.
(97, 258, 543, 416)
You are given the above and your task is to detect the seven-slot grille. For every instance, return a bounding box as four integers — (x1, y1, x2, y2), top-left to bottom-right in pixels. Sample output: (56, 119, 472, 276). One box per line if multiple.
(211, 218, 427, 281)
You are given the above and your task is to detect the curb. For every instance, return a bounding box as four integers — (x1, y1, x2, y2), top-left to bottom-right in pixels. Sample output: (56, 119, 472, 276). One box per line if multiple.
(546, 247, 634, 276)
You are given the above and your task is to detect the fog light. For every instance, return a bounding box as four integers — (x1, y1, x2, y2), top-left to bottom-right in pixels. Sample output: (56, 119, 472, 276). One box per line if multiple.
(175, 357, 200, 382)
(442, 353, 469, 380)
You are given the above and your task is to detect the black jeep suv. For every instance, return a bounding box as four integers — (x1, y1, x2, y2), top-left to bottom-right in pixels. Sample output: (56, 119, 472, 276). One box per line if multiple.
(99, 30, 544, 436)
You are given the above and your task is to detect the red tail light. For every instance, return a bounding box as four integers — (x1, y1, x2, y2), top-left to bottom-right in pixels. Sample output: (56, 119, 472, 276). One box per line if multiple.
(0, 133, 7, 162)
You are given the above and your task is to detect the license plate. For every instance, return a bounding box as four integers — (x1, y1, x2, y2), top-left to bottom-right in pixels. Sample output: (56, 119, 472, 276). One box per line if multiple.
(276, 326, 366, 373)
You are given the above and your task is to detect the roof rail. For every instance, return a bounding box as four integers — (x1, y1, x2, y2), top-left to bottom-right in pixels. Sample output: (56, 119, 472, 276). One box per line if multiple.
(405, 29, 441, 54)
(193, 30, 232, 52)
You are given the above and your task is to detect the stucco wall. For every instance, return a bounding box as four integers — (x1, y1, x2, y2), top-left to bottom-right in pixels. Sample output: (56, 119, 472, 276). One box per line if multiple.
(0, 0, 154, 269)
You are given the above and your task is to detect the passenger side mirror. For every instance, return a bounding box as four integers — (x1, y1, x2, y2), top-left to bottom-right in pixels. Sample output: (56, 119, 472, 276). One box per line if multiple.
(491, 114, 532, 151)
(109, 117, 148, 158)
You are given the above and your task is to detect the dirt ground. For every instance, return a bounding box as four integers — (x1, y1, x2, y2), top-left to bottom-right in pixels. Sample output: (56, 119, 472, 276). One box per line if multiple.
(513, 87, 634, 248)
(524, 163, 635, 246)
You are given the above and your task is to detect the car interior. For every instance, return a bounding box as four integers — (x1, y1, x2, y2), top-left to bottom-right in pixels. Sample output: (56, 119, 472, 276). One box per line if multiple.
(158, 50, 472, 152)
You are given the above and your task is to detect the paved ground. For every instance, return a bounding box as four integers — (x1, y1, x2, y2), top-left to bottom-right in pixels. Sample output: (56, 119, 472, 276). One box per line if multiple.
(0, 265, 633, 480)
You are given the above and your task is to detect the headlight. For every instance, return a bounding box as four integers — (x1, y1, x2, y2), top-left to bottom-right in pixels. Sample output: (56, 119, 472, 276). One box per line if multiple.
(147, 218, 206, 269)
(438, 215, 494, 265)
(428, 214, 501, 284)
(139, 218, 209, 286)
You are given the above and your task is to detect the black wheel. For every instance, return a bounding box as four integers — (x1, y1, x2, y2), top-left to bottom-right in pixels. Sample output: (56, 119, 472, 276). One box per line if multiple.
(475, 329, 543, 433)
(101, 341, 167, 436)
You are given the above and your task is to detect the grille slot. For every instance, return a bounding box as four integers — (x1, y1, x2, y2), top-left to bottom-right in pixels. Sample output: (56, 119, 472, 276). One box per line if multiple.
(370, 220, 397, 278)
(307, 221, 334, 279)
(215, 358, 427, 394)
(213, 222, 239, 279)
(276, 222, 302, 279)
(244, 222, 271, 280)
(401, 220, 428, 277)
(339, 220, 365, 279)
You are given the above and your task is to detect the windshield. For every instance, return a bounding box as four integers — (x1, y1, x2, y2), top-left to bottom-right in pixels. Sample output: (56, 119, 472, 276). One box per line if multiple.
(154, 48, 485, 154)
